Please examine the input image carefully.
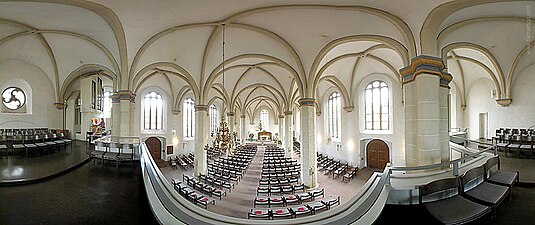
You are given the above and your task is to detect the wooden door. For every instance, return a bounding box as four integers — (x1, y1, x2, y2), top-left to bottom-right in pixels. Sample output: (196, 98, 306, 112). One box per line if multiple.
(145, 137, 161, 160)
(367, 139, 389, 169)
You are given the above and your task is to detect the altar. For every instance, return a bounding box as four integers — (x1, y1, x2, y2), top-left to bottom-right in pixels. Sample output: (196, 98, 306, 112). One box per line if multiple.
(257, 130, 272, 141)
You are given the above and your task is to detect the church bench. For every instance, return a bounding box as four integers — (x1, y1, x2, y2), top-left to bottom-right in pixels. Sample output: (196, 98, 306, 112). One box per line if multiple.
(419, 177, 491, 225)
(247, 208, 270, 220)
(460, 166, 510, 216)
(342, 166, 359, 182)
(484, 156, 519, 201)
(321, 196, 341, 209)
(290, 205, 313, 217)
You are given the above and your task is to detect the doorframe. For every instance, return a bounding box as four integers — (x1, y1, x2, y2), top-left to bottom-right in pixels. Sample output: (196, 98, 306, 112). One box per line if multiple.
(143, 136, 166, 160)
(360, 138, 392, 168)
(478, 112, 488, 140)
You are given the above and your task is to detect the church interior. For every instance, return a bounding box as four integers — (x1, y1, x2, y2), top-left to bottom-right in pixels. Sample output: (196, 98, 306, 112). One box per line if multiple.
(1, 1, 534, 224)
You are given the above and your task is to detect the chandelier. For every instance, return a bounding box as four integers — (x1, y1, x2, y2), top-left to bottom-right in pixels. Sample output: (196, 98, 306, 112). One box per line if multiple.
(256, 121, 263, 131)
(213, 119, 236, 155)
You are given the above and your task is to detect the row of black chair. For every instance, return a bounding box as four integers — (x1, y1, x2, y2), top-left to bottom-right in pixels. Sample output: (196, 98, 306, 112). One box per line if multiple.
(419, 156, 518, 224)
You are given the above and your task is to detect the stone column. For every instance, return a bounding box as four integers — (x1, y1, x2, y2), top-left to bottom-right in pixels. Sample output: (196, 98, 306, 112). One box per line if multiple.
(278, 115, 285, 146)
(299, 98, 317, 188)
(110, 90, 135, 137)
(194, 104, 209, 176)
(400, 55, 452, 167)
(227, 112, 235, 134)
(240, 115, 246, 144)
(284, 111, 293, 158)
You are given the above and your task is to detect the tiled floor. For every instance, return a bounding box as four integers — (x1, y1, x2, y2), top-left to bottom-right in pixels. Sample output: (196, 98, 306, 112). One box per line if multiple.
(0, 141, 89, 184)
(160, 146, 375, 219)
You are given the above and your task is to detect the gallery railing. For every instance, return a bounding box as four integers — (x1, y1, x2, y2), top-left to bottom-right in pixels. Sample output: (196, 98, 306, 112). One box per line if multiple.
(141, 136, 496, 224)
(140, 142, 392, 225)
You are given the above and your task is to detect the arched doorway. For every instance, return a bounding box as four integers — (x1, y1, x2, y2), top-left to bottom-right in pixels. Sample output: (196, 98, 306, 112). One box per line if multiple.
(145, 137, 161, 160)
(367, 139, 389, 170)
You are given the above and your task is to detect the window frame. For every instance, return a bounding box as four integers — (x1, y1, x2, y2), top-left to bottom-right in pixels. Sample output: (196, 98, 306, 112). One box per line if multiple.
(183, 98, 195, 138)
(209, 104, 219, 135)
(364, 80, 389, 131)
(143, 91, 164, 130)
(260, 109, 269, 130)
(1, 86, 27, 110)
(327, 92, 341, 139)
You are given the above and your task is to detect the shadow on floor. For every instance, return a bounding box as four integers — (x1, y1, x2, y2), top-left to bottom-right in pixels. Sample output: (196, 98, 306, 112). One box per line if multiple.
(376, 187, 535, 225)
(0, 163, 158, 225)
(0, 141, 89, 184)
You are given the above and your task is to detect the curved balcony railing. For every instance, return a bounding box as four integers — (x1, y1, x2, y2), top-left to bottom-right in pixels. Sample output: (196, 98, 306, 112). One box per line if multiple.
(141, 136, 497, 224)
(140, 143, 392, 225)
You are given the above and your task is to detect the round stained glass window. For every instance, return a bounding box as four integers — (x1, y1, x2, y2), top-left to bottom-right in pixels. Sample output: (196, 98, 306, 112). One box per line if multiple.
(2, 87, 26, 110)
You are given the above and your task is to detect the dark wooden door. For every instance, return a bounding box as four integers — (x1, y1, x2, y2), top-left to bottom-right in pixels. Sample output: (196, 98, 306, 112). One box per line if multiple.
(367, 139, 389, 169)
(145, 137, 161, 160)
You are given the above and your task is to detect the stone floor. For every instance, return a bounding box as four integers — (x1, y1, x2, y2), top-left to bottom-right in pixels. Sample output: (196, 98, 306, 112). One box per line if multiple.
(160, 147, 376, 219)
(0, 162, 158, 225)
(0, 141, 89, 184)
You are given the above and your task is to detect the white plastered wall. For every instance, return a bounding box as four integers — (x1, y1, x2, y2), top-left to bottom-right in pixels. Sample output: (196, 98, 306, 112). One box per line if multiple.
(0, 59, 61, 129)
(465, 65, 535, 140)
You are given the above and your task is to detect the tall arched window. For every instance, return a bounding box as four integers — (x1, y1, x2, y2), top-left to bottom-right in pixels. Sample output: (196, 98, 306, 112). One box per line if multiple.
(209, 104, 219, 135)
(143, 92, 163, 130)
(183, 98, 195, 138)
(103, 91, 112, 118)
(328, 92, 341, 138)
(365, 81, 389, 130)
(260, 109, 269, 129)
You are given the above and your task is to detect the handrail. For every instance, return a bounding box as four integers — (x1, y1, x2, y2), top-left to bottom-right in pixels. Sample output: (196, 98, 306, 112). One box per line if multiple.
(140, 143, 392, 225)
(391, 136, 496, 176)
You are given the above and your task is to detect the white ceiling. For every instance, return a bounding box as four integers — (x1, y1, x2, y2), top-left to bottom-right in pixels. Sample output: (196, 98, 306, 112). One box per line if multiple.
(0, 0, 532, 112)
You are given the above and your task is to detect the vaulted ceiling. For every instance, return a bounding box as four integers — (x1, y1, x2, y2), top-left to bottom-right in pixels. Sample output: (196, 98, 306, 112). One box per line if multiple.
(0, 0, 533, 115)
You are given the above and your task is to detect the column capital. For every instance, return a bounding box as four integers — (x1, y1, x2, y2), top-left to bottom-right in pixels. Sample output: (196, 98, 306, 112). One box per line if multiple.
(240, 115, 246, 118)
(343, 106, 354, 112)
(496, 98, 513, 107)
(278, 115, 285, 119)
(54, 102, 65, 109)
(298, 98, 315, 107)
(284, 111, 292, 115)
(111, 90, 136, 103)
(227, 112, 235, 117)
(172, 109, 180, 115)
(194, 104, 209, 111)
(399, 55, 452, 88)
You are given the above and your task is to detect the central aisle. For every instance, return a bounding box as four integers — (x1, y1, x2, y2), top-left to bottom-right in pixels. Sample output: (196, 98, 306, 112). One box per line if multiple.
(207, 145, 264, 217)
(160, 145, 377, 219)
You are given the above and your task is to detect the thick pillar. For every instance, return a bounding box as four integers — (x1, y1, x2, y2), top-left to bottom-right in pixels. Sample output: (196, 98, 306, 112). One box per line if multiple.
(284, 111, 293, 158)
(299, 98, 317, 188)
(240, 115, 246, 144)
(227, 112, 235, 134)
(110, 90, 135, 137)
(400, 55, 452, 167)
(278, 115, 284, 146)
(194, 105, 209, 176)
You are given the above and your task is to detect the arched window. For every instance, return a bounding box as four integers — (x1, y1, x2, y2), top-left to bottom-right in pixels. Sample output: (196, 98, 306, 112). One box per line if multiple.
(183, 98, 195, 138)
(365, 81, 389, 130)
(328, 92, 341, 138)
(209, 104, 219, 135)
(143, 92, 163, 130)
(260, 109, 269, 129)
(103, 91, 112, 119)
